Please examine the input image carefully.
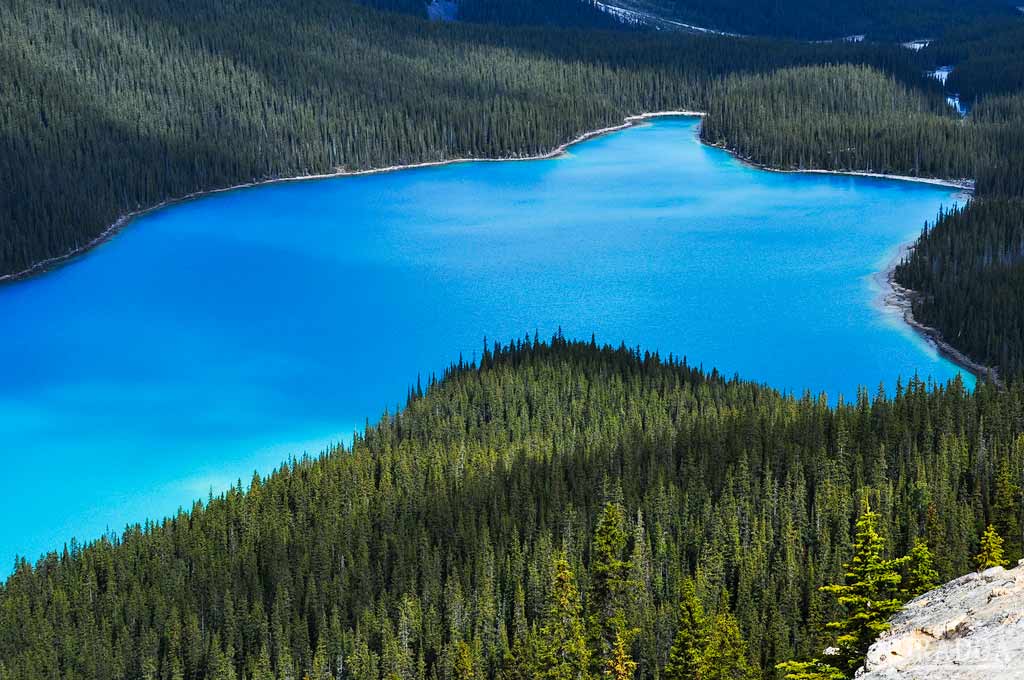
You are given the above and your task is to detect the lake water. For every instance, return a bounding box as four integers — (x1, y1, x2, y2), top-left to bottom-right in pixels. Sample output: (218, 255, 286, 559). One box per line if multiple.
(0, 116, 970, 567)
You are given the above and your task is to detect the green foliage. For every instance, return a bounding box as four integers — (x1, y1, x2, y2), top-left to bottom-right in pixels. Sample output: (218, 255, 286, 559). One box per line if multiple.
(702, 65, 969, 179)
(588, 501, 632, 672)
(696, 612, 758, 680)
(775, 660, 845, 680)
(0, 338, 1022, 679)
(818, 508, 906, 674)
(902, 539, 940, 599)
(993, 458, 1024, 563)
(975, 525, 1007, 570)
(603, 627, 638, 680)
(894, 199, 1024, 381)
(537, 556, 592, 680)
(663, 580, 706, 680)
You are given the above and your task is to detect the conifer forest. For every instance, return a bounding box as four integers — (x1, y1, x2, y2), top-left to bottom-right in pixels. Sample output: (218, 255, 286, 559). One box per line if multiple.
(2, 1, 1024, 679)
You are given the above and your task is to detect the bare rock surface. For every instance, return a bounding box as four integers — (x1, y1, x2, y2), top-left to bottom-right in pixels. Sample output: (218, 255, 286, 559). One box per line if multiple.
(859, 560, 1024, 679)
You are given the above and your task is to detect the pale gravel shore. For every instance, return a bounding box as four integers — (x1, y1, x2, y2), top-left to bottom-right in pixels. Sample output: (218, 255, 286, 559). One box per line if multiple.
(881, 243, 1001, 386)
(0, 110, 997, 384)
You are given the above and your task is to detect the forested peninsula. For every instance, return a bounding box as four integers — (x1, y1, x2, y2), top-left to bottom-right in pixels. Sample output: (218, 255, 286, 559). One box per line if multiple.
(1, 338, 1021, 679)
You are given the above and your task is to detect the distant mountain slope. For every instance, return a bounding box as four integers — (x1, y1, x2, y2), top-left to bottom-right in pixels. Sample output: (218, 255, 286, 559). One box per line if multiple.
(598, 0, 1016, 40)
(363, 0, 1016, 40)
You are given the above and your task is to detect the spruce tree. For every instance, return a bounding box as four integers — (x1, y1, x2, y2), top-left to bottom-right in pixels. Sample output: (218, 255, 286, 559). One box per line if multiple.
(992, 461, 1023, 562)
(697, 612, 758, 680)
(251, 645, 274, 680)
(454, 641, 478, 679)
(975, 525, 1007, 570)
(603, 627, 638, 680)
(537, 556, 591, 680)
(818, 508, 904, 674)
(775, 660, 845, 680)
(902, 539, 939, 598)
(663, 579, 706, 680)
(588, 501, 632, 672)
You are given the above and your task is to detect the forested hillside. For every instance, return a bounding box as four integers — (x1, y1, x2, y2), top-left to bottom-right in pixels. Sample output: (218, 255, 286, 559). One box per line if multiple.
(700, 65, 969, 177)
(0, 0, 929, 279)
(359, 0, 1016, 40)
(923, 18, 1024, 102)
(1, 338, 1022, 680)
(699, 63, 1024, 381)
(894, 200, 1024, 381)
(357, 0, 626, 29)
(642, 0, 1015, 39)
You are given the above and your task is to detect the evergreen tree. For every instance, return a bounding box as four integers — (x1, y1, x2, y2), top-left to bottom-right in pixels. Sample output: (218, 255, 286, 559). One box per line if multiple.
(775, 660, 845, 680)
(252, 645, 274, 680)
(902, 539, 939, 598)
(588, 502, 632, 672)
(992, 461, 1023, 563)
(537, 556, 591, 680)
(975, 525, 1007, 570)
(818, 508, 904, 674)
(697, 612, 758, 680)
(454, 641, 478, 679)
(603, 627, 638, 680)
(663, 579, 706, 680)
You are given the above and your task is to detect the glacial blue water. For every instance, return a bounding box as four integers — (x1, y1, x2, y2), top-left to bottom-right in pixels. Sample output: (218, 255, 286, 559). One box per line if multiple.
(0, 117, 970, 568)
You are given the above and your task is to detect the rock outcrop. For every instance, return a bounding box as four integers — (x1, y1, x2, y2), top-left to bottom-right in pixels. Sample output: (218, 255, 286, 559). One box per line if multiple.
(859, 560, 1024, 679)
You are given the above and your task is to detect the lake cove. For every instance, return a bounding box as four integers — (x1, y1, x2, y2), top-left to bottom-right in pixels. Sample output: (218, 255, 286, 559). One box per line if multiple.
(0, 116, 970, 567)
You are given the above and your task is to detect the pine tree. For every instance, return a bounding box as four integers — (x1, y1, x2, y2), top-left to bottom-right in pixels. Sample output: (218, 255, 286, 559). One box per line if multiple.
(603, 627, 637, 680)
(211, 637, 238, 680)
(537, 556, 591, 680)
(697, 612, 758, 680)
(312, 632, 332, 680)
(454, 640, 477, 679)
(252, 644, 274, 680)
(775, 660, 845, 680)
(902, 539, 939, 598)
(992, 461, 1023, 562)
(663, 579, 706, 680)
(975, 525, 1007, 570)
(818, 508, 904, 674)
(588, 501, 632, 671)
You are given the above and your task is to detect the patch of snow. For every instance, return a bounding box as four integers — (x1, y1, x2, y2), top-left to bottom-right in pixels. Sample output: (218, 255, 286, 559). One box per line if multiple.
(592, 1, 743, 36)
(947, 95, 967, 117)
(930, 66, 954, 85)
(427, 0, 457, 22)
(901, 39, 932, 51)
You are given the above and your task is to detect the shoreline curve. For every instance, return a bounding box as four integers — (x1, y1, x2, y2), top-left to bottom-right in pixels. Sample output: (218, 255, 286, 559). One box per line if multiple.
(0, 110, 994, 383)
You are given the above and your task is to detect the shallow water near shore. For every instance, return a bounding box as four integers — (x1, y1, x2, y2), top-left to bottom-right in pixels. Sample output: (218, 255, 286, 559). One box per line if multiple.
(0, 116, 970, 567)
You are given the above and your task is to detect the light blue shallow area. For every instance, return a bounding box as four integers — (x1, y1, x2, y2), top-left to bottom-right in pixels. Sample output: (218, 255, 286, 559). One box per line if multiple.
(0, 117, 970, 567)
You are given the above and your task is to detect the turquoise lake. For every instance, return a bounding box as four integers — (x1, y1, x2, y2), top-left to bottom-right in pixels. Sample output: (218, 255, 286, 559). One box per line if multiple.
(0, 116, 971, 567)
